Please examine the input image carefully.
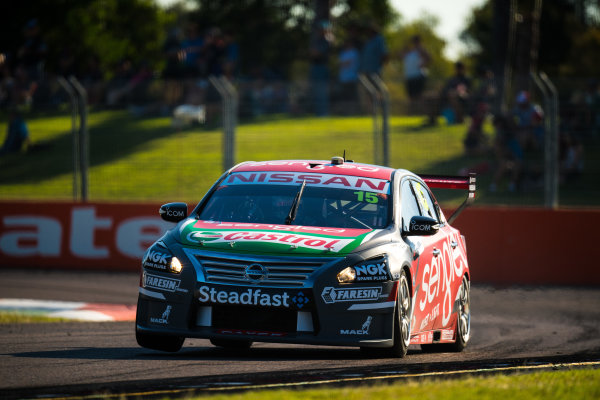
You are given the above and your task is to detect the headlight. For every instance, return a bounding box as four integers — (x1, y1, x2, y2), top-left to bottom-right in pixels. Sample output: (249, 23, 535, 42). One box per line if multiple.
(337, 257, 389, 283)
(337, 266, 356, 283)
(169, 257, 183, 273)
(142, 244, 183, 274)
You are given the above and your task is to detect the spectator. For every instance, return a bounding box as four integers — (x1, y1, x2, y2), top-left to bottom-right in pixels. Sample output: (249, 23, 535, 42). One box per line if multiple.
(489, 114, 523, 193)
(560, 132, 584, 182)
(1, 107, 30, 156)
(180, 23, 205, 78)
(427, 61, 471, 125)
(401, 35, 430, 109)
(359, 21, 389, 77)
(222, 30, 239, 80)
(336, 38, 360, 114)
(464, 68, 496, 155)
(17, 19, 47, 82)
(0, 53, 15, 108)
(309, 20, 332, 116)
(584, 79, 600, 137)
(512, 90, 544, 150)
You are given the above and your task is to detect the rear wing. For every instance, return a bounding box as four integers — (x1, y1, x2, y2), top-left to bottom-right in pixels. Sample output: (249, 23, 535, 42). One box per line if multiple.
(419, 173, 476, 224)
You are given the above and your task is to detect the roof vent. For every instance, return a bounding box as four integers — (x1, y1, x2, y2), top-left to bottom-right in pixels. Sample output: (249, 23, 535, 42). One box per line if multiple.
(331, 156, 344, 165)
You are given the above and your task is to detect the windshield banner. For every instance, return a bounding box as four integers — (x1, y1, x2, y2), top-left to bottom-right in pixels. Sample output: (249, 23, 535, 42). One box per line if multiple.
(224, 172, 390, 194)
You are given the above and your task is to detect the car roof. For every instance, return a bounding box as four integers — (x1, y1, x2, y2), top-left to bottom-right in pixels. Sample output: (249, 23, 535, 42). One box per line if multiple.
(232, 159, 396, 181)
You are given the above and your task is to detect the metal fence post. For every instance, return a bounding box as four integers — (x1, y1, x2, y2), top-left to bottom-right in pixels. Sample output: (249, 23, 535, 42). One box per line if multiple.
(370, 74, 390, 167)
(69, 77, 88, 202)
(530, 71, 559, 209)
(358, 74, 381, 165)
(539, 72, 559, 209)
(209, 75, 237, 172)
(57, 77, 80, 201)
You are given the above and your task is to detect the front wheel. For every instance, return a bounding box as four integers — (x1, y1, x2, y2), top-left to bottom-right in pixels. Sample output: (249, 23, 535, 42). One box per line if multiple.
(390, 270, 412, 357)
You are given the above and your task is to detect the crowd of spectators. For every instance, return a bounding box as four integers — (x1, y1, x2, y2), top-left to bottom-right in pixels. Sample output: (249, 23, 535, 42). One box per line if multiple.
(1, 17, 598, 198)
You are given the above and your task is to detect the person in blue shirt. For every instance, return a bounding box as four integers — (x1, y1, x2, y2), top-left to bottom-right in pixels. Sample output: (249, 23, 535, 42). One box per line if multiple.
(1, 108, 30, 155)
(359, 22, 389, 77)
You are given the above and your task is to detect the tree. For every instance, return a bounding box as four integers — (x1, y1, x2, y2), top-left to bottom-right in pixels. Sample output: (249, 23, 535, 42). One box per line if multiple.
(1, 0, 170, 79)
(461, 0, 600, 79)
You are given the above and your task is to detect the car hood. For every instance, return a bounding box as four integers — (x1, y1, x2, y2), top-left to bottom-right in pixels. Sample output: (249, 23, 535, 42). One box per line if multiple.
(177, 219, 376, 256)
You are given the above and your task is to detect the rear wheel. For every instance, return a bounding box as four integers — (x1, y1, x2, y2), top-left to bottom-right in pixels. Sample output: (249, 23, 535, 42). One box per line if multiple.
(449, 275, 470, 351)
(420, 275, 470, 353)
(210, 338, 253, 349)
(136, 329, 184, 352)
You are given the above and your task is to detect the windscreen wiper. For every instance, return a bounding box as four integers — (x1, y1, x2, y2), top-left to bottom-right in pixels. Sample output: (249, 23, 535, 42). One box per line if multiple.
(285, 180, 306, 225)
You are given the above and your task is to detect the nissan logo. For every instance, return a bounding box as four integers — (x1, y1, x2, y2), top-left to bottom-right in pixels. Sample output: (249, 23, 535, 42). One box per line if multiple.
(244, 263, 268, 282)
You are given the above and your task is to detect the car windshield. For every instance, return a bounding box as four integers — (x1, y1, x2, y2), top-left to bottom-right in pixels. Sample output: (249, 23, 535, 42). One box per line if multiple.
(197, 182, 391, 229)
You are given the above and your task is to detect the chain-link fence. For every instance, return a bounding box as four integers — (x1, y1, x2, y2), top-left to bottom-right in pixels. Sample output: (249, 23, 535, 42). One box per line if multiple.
(0, 73, 598, 207)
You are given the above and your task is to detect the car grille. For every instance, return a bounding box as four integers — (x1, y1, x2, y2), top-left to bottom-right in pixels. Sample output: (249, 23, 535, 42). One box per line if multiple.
(189, 251, 338, 287)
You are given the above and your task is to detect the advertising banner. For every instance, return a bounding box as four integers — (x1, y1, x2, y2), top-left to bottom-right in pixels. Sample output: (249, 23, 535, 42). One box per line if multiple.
(0, 202, 175, 271)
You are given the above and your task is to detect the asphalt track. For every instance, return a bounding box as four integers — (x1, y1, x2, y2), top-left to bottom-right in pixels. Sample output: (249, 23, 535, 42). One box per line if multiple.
(1, 269, 600, 399)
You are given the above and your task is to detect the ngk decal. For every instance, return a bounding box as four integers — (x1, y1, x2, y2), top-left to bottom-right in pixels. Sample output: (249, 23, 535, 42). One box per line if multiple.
(355, 261, 388, 282)
(225, 172, 390, 194)
(418, 232, 467, 327)
(187, 230, 353, 252)
(0, 203, 173, 269)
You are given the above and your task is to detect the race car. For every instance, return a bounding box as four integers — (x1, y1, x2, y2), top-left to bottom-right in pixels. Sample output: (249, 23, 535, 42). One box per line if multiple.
(136, 157, 475, 357)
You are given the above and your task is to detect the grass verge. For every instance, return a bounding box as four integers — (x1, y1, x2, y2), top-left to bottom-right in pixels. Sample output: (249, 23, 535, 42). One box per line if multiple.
(195, 368, 599, 400)
(0, 111, 598, 206)
(0, 311, 68, 323)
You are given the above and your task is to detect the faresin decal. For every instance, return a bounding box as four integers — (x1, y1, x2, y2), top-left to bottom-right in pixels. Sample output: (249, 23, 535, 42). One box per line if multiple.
(224, 172, 390, 195)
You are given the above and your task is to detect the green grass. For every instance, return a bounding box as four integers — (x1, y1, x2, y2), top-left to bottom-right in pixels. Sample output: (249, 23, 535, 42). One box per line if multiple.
(1, 110, 598, 206)
(192, 369, 599, 400)
(0, 311, 68, 323)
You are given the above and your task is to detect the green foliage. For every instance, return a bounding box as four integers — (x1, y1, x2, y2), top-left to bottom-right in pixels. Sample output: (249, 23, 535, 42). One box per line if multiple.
(460, 0, 600, 78)
(2, 0, 171, 79)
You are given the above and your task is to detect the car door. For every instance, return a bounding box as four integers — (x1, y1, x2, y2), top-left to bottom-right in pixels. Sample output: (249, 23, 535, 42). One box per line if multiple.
(401, 179, 441, 335)
(405, 179, 451, 334)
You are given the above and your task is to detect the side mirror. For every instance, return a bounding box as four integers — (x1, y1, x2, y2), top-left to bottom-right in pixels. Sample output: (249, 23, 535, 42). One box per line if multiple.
(404, 216, 439, 236)
(159, 202, 188, 222)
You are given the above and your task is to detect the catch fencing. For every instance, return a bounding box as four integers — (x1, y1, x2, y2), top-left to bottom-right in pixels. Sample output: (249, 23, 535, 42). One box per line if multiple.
(0, 74, 598, 207)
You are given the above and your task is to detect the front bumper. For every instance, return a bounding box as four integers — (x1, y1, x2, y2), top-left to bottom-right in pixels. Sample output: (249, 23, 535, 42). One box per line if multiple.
(136, 280, 397, 348)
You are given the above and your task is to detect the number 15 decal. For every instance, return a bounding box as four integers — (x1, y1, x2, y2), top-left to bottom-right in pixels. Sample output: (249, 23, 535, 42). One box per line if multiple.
(354, 191, 378, 203)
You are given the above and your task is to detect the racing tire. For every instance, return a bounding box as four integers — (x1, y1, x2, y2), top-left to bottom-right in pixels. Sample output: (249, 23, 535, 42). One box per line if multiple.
(390, 270, 412, 357)
(420, 275, 470, 353)
(359, 270, 411, 358)
(210, 339, 253, 349)
(136, 329, 184, 352)
(449, 275, 470, 352)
